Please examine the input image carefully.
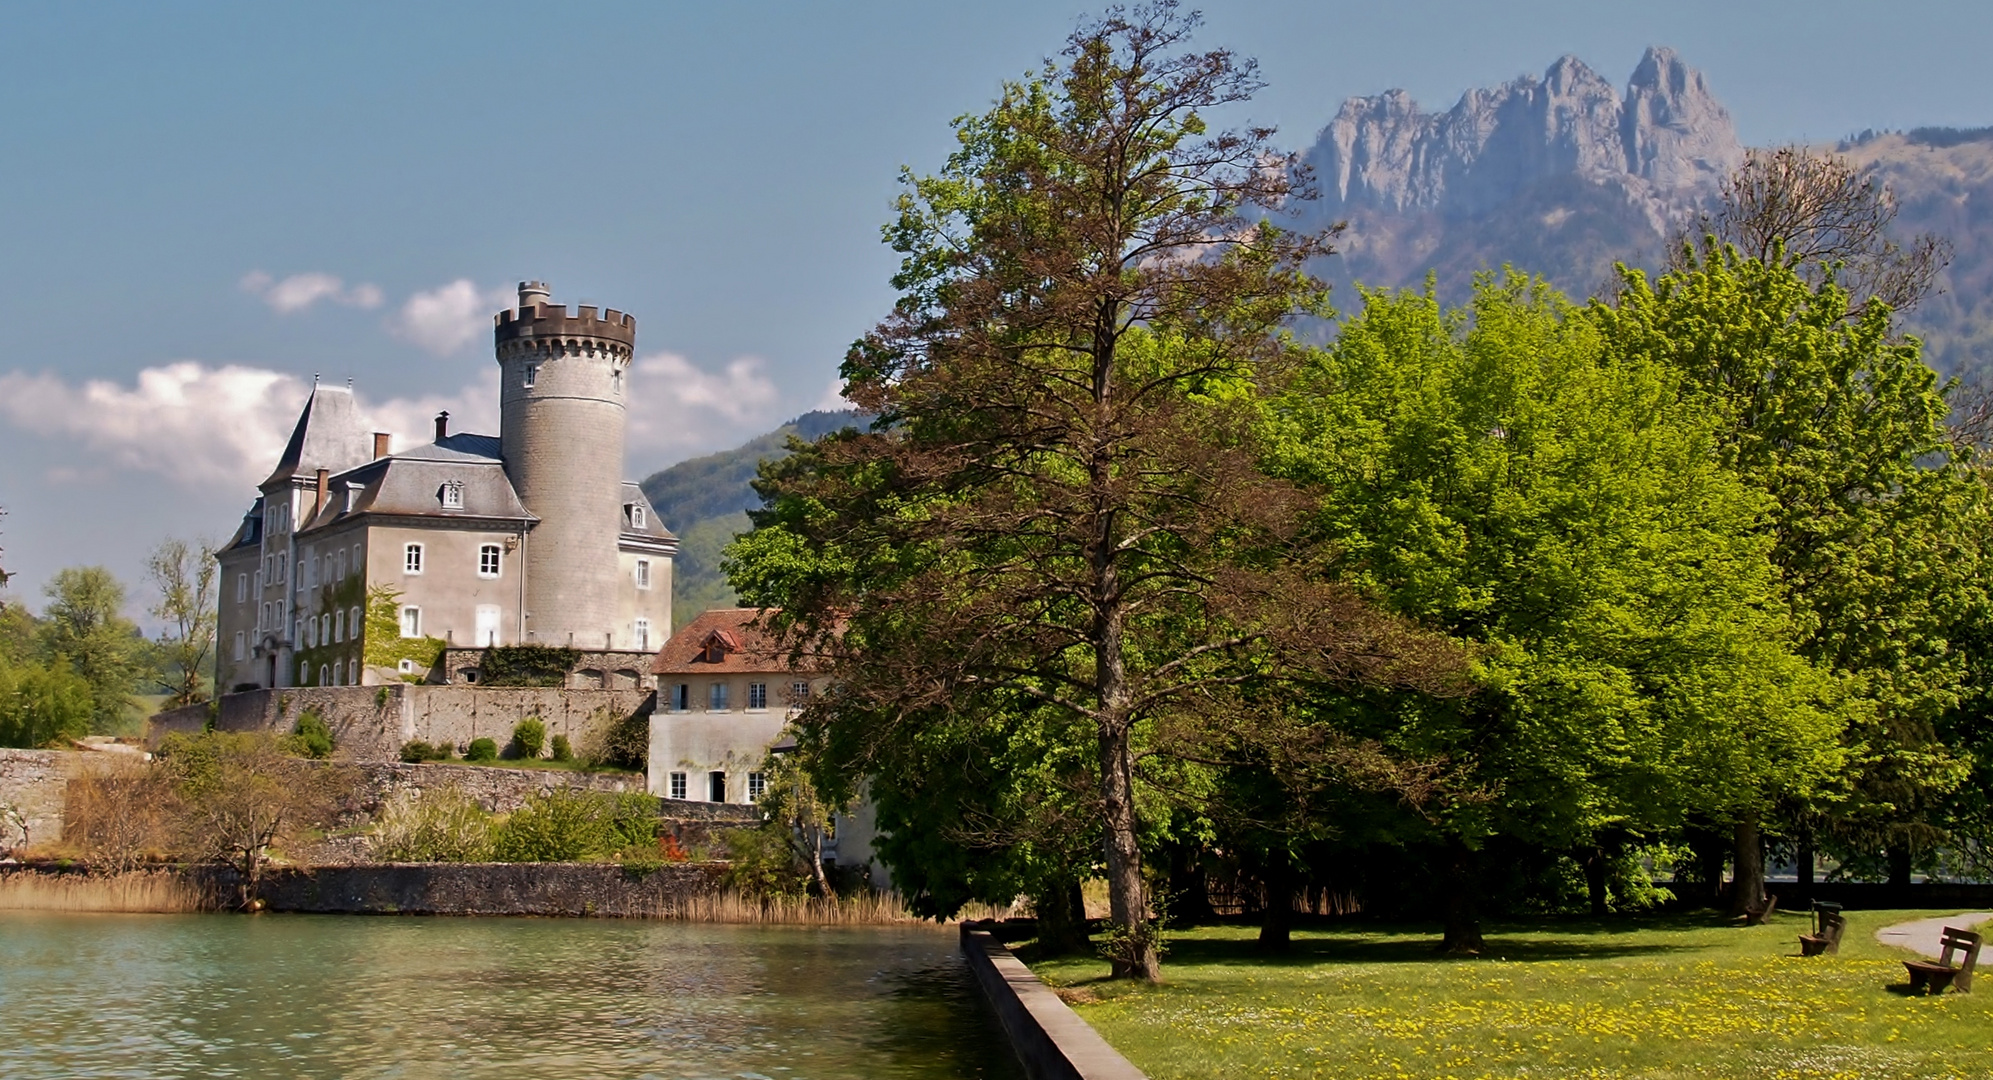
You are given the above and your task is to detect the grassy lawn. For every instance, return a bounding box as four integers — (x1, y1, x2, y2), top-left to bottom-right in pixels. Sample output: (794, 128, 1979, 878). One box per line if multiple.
(1025, 911, 1991, 1080)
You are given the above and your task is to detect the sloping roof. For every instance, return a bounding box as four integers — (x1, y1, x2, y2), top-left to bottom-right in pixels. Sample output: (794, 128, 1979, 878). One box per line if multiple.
(262, 385, 374, 489)
(653, 608, 802, 675)
(620, 482, 677, 542)
(221, 496, 266, 553)
(299, 433, 533, 533)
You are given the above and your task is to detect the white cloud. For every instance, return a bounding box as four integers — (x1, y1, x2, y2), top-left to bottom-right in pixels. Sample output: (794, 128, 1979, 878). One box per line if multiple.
(0, 363, 306, 489)
(0, 364, 502, 492)
(626, 351, 784, 460)
(811, 376, 850, 413)
(240, 270, 384, 313)
(389, 280, 514, 356)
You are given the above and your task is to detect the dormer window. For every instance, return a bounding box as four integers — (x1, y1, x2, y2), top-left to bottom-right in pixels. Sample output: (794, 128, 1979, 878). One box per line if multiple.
(700, 628, 741, 664)
(630, 503, 646, 529)
(440, 480, 464, 510)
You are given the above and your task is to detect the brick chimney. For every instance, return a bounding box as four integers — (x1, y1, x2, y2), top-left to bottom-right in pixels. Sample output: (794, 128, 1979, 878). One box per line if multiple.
(314, 468, 330, 518)
(373, 432, 391, 460)
(434, 411, 449, 441)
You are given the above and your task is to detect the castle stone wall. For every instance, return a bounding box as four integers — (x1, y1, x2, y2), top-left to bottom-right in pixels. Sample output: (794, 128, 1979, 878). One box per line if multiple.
(151, 685, 654, 763)
(0, 749, 73, 849)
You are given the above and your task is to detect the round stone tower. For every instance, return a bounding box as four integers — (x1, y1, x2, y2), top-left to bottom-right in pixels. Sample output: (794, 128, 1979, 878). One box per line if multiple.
(493, 281, 637, 646)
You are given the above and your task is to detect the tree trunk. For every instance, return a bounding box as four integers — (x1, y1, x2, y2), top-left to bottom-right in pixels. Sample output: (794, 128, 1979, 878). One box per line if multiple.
(1098, 721, 1158, 980)
(1886, 845, 1913, 888)
(1728, 817, 1766, 918)
(1164, 838, 1212, 927)
(1258, 850, 1293, 953)
(1583, 846, 1609, 917)
(1691, 827, 1729, 908)
(1795, 826, 1815, 895)
(807, 825, 833, 899)
(1440, 838, 1484, 955)
(1033, 879, 1090, 955)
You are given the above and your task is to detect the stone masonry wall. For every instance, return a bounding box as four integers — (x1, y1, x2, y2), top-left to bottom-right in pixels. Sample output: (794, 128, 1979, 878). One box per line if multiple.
(151, 685, 654, 763)
(352, 760, 646, 815)
(0, 749, 72, 850)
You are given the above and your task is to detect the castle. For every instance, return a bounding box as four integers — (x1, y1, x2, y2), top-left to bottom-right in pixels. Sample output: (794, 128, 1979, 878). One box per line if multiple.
(213, 282, 675, 692)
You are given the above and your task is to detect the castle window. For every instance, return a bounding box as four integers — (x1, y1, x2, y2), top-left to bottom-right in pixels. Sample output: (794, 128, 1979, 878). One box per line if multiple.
(669, 772, 687, 800)
(319, 664, 329, 686)
(294, 617, 305, 645)
(748, 682, 767, 710)
(299, 661, 308, 685)
(352, 543, 362, 572)
(611, 368, 624, 395)
(276, 599, 286, 627)
(236, 573, 248, 604)
(404, 543, 423, 574)
(334, 609, 345, 643)
(233, 631, 245, 661)
(400, 606, 422, 638)
(398, 658, 415, 674)
(440, 481, 464, 510)
(523, 363, 539, 388)
(336, 550, 347, 581)
(631, 504, 646, 529)
(320, 613, 331, 644)
(348, 659, 358, 684)
(634, 618, 651, 651)
(478, 544, 502, 578)
(747, 772, 766, 801)
(635, 559, 651, 590)
(351, 606, 362, 639)
(708, 682, 729, 711)
(305, 547, 317, 588)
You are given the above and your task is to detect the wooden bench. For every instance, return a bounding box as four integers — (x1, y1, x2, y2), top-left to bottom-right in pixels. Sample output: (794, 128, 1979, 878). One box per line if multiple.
(1903, 926, 1981, 994)
(1743, 892, 1779, 926)
(1800, 911, 1844, 956)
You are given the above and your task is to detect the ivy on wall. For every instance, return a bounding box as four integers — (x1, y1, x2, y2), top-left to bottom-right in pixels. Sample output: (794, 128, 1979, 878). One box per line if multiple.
(477, 645, 582, 687)
(363, 584, 445, 682)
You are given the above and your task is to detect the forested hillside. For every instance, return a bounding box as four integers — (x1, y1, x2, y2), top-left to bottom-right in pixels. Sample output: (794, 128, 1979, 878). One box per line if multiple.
(638, 409, 864, 628)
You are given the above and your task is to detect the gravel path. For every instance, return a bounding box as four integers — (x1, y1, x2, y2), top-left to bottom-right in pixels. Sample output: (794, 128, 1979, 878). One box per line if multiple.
(1873, 912, 1993, 958)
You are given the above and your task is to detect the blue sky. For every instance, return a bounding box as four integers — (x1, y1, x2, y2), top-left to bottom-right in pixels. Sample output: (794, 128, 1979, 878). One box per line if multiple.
(1, 0, 1987, 615)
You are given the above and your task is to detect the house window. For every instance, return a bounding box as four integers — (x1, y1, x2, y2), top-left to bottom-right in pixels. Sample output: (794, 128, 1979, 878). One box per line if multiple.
(669, 772, 687, 800)
(748, 682, 767, 710)
(440, 480, 464, 510)
(233, 631, 245, 661)
(708, 771, 726, 802)
(404, 543, 423, 574)
(523, 363, 539, 388)
(671, 683, 690, 711)
(790, 681, 811, 704)
(747, 772, 766, 801)
(334, 609, 345, 643)
(708, 682, 729, 711)
(235, 573, 248, 604)
(635, 558, 651, 589)
(400, 606, 421, 638)
(478, 544, 502, 578)
(631, 504, 646, 529)
(634, 618, 651, 651)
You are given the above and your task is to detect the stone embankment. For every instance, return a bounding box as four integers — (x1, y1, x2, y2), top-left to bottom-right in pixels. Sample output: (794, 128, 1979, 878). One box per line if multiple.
(960, 923, 1147, 1080)
(150, 684, 654, 762)
(0, 748, 71, 849)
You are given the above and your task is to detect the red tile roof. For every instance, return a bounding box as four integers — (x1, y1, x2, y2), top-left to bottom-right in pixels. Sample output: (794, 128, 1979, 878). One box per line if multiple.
(652, 608, 803, 675)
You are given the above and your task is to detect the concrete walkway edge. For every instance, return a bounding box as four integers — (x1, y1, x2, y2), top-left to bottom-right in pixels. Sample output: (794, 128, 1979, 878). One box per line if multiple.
(1873, 911, 1993, 958)
(960, 925, 1148, 1080)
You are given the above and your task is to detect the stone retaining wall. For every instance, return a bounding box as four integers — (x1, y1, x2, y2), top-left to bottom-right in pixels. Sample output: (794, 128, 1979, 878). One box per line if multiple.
(960, 924, 1146, 1080)
(352, 760, 647, 816)
(0, 749, 73, 850)
(151, 685, 654, 763)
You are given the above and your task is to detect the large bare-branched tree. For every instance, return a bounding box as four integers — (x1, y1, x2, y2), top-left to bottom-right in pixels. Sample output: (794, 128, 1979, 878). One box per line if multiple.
(145, 537, 218, 708)
(730, 3, 1464, 980)
(1679, 145, 1952, 318)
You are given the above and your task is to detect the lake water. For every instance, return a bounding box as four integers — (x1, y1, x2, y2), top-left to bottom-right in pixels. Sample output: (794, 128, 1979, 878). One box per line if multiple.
(0, 913, 1026, 1080)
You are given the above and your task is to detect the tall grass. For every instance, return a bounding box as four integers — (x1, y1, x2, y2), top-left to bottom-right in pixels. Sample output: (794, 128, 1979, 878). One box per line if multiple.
(644, 890, 1025, 925)
(0, 870, 212, 913)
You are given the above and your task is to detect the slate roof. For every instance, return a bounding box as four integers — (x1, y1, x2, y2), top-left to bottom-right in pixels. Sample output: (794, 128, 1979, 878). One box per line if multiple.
(620, 482, 677, 543)
(262, 385, 374, 489)
(299, 432, 534, 534)
(652, 608, 801, 675)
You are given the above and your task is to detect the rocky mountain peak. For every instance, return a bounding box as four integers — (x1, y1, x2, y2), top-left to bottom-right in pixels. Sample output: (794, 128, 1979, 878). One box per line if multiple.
(1298, 47, 1741, 228)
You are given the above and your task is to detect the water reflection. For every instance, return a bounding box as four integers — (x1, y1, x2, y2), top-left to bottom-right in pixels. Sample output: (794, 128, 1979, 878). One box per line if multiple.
(0, 913, 1025, 1080)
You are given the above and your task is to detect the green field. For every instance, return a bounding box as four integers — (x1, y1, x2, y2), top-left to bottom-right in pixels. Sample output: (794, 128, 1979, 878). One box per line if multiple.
(1026, 911, 1990, 1080)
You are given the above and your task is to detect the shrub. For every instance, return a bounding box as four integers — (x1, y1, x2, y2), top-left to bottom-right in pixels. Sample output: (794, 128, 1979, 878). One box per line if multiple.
(550, 734, 573, 761)
(476, 645, 581, 687)
(491, 789, 612, 862)
(370, 786, 493, 862)
(399, 740, 434, 764)
(511, 718, 547, 759)
(465, 737, 498, 762)
(607, 792, 662, 852)
(579, 707, 648, 770)
(721, 826, 809, 898)
(288, 711, 334, 759)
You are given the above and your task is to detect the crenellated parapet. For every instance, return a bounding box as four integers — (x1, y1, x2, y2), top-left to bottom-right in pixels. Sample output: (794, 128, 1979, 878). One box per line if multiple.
(493, 282, 637, 360)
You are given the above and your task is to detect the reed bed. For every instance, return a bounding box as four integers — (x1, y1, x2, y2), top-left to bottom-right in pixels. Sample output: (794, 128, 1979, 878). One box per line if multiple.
(0, 869, 212, 913)
(645, 890, 1027, 925)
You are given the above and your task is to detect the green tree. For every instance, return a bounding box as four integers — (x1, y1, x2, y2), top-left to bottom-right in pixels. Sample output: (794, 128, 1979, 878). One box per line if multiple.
(157, 730, 356, 907)
(1268, 275, 1849, 946)
(0, 657, 93, 748)
(1595, 249, 1986, 902)
(143, 537, 218, 709)
(39, 567, 148, 734)
(729, 4, 1460, 979)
